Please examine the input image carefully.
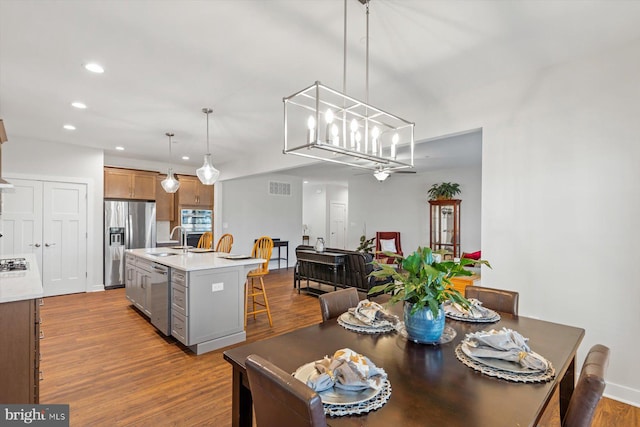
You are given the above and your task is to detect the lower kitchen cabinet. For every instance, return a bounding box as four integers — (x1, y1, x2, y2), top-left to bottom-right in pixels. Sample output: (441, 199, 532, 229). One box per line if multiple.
(125, 254, 152, 317)
(0, 298, 41, 403)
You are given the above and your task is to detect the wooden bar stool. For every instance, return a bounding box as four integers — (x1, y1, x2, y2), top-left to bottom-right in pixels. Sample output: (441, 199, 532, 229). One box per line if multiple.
(215, 233, 233, 253)
(245, 236, 274, 328)
(197, 232, 213, 249)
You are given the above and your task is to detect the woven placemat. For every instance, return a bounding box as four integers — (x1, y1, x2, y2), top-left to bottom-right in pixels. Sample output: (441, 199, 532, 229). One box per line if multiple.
(455, 344, 555, 383)
(325, 379, 392, 417)
(337, 316, 396, 334)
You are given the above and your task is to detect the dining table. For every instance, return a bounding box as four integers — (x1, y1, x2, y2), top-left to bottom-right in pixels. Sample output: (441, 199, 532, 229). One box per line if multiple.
(223, 311, 584, 427)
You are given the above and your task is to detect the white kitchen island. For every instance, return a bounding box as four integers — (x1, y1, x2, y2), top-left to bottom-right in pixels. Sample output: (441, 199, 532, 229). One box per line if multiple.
(125, 248, 264, 355)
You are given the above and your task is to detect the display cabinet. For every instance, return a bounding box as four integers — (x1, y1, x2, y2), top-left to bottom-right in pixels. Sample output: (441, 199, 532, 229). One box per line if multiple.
(429, 199, 461, 258)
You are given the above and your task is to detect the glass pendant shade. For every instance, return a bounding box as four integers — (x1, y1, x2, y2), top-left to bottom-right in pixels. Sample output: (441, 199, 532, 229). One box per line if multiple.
(196, 153, 220, 185)
(161, 168, 180, 193)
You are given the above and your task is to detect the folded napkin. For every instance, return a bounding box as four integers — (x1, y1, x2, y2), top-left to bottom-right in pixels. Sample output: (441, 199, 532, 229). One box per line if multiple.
(348, 299, 398, 326)
(446, 298, 493, 319)
(464, 328, 548, 371)
(304, 348, 387, 392)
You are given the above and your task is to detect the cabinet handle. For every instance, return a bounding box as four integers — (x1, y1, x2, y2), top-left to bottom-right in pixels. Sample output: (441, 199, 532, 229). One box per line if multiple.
(38, 317, 43, 325)
(39, 298, 44, 306)
(39, 370, 44, 381)
(39, 330, 45, 339)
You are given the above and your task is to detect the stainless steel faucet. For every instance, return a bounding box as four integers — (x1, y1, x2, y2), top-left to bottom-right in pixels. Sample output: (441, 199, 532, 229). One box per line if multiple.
(170, 226, 188, 253)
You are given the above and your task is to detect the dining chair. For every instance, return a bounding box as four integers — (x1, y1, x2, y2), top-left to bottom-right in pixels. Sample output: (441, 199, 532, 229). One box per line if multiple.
(318, 287, 360, 322)
(245, 354, 327, 427)
(215, 233, 233, 253)
(563, 344, 610, 427)
(245, 236, 274, 328)
(196, 232, 213, 249)
(465, 286, 519, 315)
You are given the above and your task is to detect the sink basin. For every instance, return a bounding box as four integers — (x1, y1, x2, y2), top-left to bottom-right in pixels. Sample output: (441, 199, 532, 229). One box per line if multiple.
(149, 252, 178, 257)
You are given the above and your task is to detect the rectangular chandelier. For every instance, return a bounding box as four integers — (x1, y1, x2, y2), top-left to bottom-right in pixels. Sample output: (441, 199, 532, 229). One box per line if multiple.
(283, 81, 415, 171)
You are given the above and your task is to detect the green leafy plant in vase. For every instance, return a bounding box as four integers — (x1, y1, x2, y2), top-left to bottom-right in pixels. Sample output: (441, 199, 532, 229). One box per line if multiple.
(368, 246, 490, 343)
(427, 182, 461, 200)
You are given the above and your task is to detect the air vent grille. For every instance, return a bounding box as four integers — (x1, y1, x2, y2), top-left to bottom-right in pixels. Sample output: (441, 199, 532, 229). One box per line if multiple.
(268, 181, 291, 196)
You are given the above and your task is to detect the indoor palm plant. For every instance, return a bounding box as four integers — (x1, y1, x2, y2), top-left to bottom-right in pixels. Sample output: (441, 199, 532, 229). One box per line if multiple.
(368, 246, 490, 343)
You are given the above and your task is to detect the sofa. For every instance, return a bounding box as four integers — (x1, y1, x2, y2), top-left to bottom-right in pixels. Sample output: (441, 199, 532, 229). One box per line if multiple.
(294, 245, 391, 294)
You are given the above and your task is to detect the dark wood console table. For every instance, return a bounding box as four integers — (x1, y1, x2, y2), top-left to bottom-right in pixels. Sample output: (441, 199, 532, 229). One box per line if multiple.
(295, 249, 346, 295)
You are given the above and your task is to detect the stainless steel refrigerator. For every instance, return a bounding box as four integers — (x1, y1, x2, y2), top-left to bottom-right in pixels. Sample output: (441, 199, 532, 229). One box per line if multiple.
(104, 200, 156, 289)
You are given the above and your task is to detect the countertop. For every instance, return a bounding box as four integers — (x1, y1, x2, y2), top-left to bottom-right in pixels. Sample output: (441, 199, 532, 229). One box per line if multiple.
(126, 248, 265, 271)
(0, 254, 44, 303)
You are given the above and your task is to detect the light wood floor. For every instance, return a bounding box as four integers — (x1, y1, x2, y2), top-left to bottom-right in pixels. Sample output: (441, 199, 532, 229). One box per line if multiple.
(40, 268, 639, 426)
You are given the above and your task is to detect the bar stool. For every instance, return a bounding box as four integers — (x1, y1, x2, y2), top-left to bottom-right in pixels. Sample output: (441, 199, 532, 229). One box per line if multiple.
(197, 232, 213, 249)
(215, 233, 233, 253)
(245, 236, 274, 328)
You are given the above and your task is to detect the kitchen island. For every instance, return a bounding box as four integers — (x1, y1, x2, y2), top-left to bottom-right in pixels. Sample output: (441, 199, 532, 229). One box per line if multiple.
(0, 254, 43, 403)
(125, 248, 263, 355)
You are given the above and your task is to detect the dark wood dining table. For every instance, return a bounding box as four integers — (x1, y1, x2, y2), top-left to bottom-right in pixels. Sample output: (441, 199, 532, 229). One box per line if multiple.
(223, 313, 584, 427)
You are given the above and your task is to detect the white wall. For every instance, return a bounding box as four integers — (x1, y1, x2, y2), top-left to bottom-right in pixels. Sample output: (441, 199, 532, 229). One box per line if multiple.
(347, 166, 482, 255)
(410, 39, 640, 405)
(221, 173, 302, 268)
(2, 139, 104, 292)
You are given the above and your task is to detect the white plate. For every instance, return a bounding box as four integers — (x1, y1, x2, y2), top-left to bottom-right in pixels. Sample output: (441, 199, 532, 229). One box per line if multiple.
(443, 302, 500, 323)
(293, 362, 381, 405)
(460, 342, 545, 373)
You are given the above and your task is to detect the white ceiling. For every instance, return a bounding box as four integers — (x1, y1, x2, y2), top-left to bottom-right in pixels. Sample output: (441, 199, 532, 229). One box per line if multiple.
(1, 0, 640, 179)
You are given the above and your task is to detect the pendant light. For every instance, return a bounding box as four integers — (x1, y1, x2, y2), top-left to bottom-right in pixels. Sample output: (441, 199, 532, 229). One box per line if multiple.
(196, 107, 220, 185)
(160, 132, 180, 193)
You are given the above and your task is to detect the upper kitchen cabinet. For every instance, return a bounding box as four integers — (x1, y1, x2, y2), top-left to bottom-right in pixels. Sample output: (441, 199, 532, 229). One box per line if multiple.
(155, 175, 175, 221)
(176, 175, 213, 208)
(104, 167, 157, 200)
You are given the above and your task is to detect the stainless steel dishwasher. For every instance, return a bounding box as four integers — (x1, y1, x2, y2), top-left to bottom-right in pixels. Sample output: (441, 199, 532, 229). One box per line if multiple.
(150, 263, 171, 335)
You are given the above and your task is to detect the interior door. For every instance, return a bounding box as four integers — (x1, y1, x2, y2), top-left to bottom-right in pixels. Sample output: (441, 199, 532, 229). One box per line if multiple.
(0, 179, 43, 266)
(42, 181, 87, 296)
(329, 202, 346, 249)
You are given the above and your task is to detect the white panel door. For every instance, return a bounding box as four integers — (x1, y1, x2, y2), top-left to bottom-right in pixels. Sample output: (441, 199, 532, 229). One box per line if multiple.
(0, 179, 44, 267)
(329, 202, 346, 249)
(42, 181, 87, 296)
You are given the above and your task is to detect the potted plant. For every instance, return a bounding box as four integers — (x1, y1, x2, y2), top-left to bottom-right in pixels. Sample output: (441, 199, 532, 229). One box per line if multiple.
(368, 246, 490, 343)
(427, 182, 461, 200)
(356, 235, 375, 254)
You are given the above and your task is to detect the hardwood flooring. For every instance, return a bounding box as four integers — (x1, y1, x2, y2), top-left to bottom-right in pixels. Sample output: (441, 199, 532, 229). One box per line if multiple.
(39, 268, 639, 426)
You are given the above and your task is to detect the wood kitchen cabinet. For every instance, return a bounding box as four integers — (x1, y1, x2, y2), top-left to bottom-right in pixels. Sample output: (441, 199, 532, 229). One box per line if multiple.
(156, 175, 175, 221)
(176, 175, 213, 208)
(0, 298, 41, 403)
(104, 167, 157, 200)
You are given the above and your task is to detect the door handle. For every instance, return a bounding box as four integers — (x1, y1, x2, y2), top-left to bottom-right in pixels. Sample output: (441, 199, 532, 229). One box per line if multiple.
(30, 243, 41, 248)
(45, 243, 56, 247)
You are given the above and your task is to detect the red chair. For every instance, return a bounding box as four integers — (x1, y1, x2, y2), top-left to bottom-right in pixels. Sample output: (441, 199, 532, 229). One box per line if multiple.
(375, 231, 402, 264)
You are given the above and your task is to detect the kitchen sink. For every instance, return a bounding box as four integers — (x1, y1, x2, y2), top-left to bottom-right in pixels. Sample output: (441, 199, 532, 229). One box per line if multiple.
(149, 252, 179, 257)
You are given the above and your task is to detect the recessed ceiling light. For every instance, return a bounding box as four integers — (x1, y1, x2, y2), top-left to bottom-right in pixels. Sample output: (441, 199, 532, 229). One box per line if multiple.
(115, 146, 125, 151)
(84, 63, 104, 73)
(63, 124, 76, 130)
(303, 180, 309, 184)
(181, 156, 190, 160)
(71, 102, 87, 109)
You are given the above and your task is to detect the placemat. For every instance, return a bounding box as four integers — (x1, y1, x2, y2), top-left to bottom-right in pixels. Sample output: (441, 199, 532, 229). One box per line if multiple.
(337, 313, 397, 334)
(454, 344, 555, 383)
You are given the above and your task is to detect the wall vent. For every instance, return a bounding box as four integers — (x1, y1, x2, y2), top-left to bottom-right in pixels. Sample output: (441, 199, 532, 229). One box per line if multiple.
(268, 181, 291, 196)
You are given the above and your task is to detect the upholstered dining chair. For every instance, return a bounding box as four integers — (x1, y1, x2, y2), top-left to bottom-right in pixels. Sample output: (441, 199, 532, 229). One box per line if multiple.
(245, 354, 327, 427)
(215, 233, 233, 253)
(197, 232, 213, 249)
(563, 344, 610, 427)
(318, 287, 360, 322)
(245, 236, 274, 328)
(374, 231, 402, 264)
(464, 286, 519, 315)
